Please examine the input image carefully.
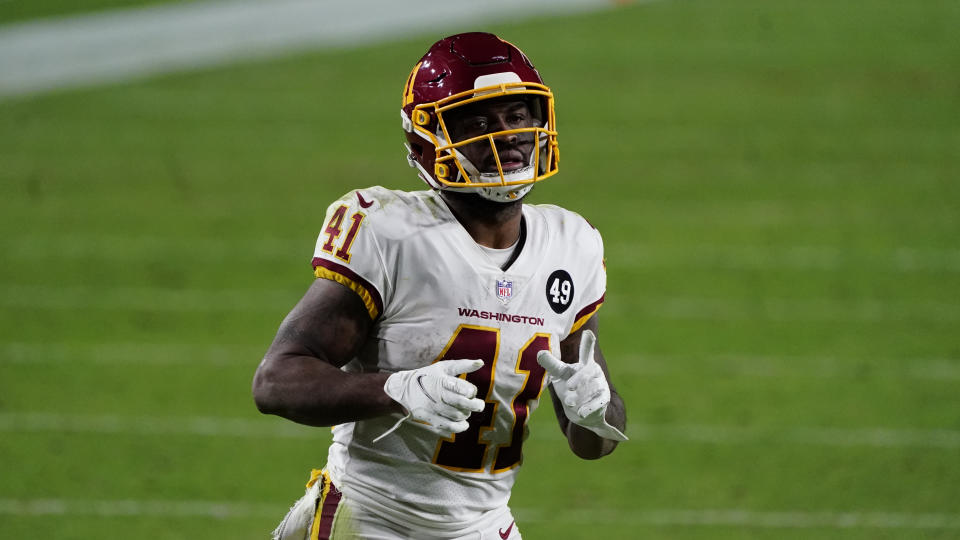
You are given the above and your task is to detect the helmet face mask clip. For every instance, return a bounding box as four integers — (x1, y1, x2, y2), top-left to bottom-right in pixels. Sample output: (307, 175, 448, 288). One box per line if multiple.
(401, 33, 559, 202)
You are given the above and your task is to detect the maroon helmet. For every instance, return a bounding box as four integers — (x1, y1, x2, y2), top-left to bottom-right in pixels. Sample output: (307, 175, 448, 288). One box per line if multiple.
(401, 32, 559, 202)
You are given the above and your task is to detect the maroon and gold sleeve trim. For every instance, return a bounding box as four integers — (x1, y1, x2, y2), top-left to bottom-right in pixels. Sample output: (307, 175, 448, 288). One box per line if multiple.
(312, 257, 383, 320)
(570, 293, 605, 334)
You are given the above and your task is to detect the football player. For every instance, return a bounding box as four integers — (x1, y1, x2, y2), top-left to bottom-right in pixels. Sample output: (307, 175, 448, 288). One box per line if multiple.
(253, 32, 628, 540)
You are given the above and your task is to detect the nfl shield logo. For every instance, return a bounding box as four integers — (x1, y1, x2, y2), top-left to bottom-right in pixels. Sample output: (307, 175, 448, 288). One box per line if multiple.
(496, 279, 513, 301)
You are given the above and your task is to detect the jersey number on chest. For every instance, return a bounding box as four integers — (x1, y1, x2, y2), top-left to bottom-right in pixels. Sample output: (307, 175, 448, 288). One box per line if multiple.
(431, 325, 550, 473)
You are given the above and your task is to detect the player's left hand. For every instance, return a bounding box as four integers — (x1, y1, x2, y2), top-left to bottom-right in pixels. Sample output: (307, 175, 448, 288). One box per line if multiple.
(536, 330, 628, 442)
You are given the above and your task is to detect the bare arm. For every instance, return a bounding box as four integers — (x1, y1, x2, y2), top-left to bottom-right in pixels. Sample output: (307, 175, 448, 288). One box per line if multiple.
(548, 315, 627, 459)
(252, 278, 402, 426)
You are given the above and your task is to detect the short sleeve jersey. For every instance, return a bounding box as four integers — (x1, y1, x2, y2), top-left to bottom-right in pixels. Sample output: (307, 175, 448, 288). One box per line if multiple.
(311, 187, 606, 531)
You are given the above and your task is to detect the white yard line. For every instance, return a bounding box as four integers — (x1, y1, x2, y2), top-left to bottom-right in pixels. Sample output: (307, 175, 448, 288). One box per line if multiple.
(617, 352, 960, 381)
(1, 283, 957, 322)
(3, 233, 300, 262)
(0, 284, 299, 311)
(0, 498, 282, 518)
(6, 233, 960, 273)
(0, 342, 263, 365)
(627, 296, 960, 323)
(0, 0, 617, 99)
(626, 423, 960, 449)
(610, 244, 960, 273)
(514, 508, 960, 529)
(1, 497, 958, 529)
(2, 412, 959, 449)
(3, 342, 958, 381)
(0, 412, 317, 439)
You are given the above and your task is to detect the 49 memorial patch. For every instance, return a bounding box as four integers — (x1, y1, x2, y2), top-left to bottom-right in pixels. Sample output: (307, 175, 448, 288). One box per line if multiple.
(545, 269, 574, 314)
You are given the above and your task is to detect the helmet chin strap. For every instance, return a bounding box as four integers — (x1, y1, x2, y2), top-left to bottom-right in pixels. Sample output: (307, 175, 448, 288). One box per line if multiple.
(473, 167, 536, 202)
(471, 183, 534, 202)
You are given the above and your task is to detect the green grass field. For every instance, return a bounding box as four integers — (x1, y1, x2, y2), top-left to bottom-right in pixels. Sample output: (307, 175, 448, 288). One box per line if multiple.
(2, 0, 959, 538)
(0, 0, 194, 24)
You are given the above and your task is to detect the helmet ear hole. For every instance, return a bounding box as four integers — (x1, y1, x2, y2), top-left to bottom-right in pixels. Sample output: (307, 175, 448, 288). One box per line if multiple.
(408, 142, 424, 157)
(413, 110, 431, 126)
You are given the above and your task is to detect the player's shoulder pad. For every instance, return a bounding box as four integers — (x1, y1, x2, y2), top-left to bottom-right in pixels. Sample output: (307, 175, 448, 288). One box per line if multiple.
(328, 185, 400, 214)
(326, 186, 439, 240)
(527, 202, 599, 229)
(527, 203, 604, 249)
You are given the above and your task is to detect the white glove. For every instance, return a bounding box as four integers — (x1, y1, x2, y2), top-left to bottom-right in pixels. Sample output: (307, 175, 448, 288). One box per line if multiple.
(536, 330, 628, 442)
(378, 359, 485, 440)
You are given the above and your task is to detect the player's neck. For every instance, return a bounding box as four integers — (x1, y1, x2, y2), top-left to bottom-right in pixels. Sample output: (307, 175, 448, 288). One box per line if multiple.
(439, 191, 522, 249)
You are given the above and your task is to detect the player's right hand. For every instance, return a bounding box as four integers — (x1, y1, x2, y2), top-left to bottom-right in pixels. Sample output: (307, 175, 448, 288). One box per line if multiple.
(383, 359, 486, 436)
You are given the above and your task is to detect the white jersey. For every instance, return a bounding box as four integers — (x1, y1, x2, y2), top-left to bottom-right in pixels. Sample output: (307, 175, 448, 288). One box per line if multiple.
(311, 187, 606, 532)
